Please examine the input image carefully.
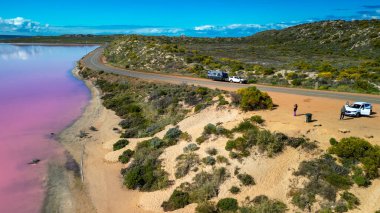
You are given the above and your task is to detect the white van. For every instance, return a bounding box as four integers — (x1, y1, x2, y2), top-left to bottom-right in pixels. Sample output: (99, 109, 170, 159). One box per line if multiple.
(344, 102, 373, 117)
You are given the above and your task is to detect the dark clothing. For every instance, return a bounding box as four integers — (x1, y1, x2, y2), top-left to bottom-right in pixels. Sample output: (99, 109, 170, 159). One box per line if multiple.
(340, 106, 346, 120)
(340, 112, 345, 120)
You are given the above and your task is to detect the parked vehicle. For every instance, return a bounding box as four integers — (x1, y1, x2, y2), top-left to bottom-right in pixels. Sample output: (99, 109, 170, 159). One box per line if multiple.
(344, 102, 373, 117)
(229, 76, 247, 84)
(207, 70, 229, 81)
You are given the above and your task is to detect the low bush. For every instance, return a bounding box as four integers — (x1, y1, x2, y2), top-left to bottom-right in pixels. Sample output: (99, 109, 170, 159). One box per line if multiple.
(241, 196, 287, 213)
(229, 186, 240, 194)
(202, 156, 216, 166)
(122, 138, 169, 191)
(329, 137, 338, 146)
(250, 115, 265, 124)
(113, 139, 129, 151)
(236, 86, 273, 111)
(287, 137, 306, 148)
(232, 120, 256, 132)
(183, 143, 199, 152)
(161, 190, 190, 211)
(237, 173, 255, 186)
(341, 191, 360, 209)
(118, 149, 134, 164)
(206, 148, 218, 156)
(292, 152, 365, 211)
(329, 137, 380, 179)
(164, 127, 182, 145)
(195, 201, 218, 213)
(216, 155, 229, 164)
(196, 135, 209, 144)
(178, 167, 229, 204)
(217, 198, 238, 212)
(175, 153, 200, 178)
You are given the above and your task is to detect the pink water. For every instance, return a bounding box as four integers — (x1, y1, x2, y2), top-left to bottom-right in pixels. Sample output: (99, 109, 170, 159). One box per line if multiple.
(0, 44, 96, 213)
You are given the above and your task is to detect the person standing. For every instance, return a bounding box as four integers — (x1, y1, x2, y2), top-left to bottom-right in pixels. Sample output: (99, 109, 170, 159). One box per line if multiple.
(340, 105, 346, 120)
(293, 104, 298, 116)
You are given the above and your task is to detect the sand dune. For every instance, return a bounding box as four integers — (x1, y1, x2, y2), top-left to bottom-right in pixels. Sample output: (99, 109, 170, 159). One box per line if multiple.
(59, 68, 380, 213)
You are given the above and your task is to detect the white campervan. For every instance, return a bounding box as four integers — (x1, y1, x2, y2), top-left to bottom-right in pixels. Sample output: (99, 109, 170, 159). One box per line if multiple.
(344, 102, 373, 117)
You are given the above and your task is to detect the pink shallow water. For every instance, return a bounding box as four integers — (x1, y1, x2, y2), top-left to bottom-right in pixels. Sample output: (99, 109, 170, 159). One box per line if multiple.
(0, 44, 96, 212)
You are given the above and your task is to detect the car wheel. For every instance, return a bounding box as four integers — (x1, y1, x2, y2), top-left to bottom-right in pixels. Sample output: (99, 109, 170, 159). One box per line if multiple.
(370, 110, 372, 115)
(356, 112, 360, 117)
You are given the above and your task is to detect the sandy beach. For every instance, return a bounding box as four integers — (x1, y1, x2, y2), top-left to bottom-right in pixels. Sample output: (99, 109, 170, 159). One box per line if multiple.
(54, 66, 380, 213)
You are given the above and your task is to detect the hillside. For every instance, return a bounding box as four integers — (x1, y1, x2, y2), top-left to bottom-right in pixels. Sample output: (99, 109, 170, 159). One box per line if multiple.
(249, 20, 380, 58)
(104, 20, 380, 94)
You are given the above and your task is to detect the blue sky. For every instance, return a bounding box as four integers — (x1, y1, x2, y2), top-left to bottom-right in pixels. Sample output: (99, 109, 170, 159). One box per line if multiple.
(0, 0, 379, 36)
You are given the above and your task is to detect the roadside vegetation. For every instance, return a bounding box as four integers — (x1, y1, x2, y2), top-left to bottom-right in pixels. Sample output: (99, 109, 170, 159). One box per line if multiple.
(80, 68, 221, 138)
(103, 20, 380, 94)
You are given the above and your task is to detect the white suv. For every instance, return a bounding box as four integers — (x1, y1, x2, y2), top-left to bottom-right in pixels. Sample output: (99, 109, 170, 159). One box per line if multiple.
(344, 102, 373, 117)
(229, 76, 247, 84)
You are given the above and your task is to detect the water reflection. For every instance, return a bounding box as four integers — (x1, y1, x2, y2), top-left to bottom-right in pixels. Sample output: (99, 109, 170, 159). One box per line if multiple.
(0, 44, 41, 60)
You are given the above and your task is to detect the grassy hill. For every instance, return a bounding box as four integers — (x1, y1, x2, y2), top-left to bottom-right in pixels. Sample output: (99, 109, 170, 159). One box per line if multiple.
(104, 20, 380, 94)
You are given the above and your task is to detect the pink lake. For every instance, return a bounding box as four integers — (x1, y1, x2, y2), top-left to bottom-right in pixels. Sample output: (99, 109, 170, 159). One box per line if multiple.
(0, 44, 96, 213)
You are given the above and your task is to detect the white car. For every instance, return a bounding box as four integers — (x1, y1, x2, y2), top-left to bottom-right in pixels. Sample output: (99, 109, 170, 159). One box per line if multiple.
(229, 76, 247, 84)
(344, 102, 373, 117)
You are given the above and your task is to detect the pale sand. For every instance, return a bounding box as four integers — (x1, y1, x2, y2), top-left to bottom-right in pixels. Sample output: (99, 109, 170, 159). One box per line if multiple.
(60, 68, 380, 212)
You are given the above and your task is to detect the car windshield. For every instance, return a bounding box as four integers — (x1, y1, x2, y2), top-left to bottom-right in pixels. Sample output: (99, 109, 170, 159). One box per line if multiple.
(350, 104, 361, 109)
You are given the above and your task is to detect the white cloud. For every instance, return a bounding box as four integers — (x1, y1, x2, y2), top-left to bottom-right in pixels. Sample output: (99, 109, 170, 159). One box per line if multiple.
(194, 23, 293, 32)
(194, 25, 215, 31)
(0, 17, 49, 35)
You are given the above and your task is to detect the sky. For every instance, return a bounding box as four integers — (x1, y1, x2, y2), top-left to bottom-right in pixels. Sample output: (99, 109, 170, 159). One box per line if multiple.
(0, 0, 379, 37)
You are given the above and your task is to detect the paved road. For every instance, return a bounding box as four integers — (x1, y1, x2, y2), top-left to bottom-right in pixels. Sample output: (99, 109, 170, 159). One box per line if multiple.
(83, 47, 380, 104)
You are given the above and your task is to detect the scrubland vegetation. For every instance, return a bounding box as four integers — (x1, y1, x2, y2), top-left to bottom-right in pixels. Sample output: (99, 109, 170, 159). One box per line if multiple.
(291, 137, 380, 212)
(103, 20, 380, 94)
(79, 66, 380, 212)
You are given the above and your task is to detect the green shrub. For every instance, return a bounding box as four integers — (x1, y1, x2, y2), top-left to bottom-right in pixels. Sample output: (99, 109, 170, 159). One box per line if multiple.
(206, 148, 218, 156)
(225, 137, 248, 152)
(195, 201, 218, 213)
(204, 123, 217, 135)
(113, 139, 129, 151)
(175, 153, 200, 178)
(241, 197, 287, 213)
(176, 167, 228, 204)
(229, 186, 240, 194)
(216, 155, 229, 164)
(237, 173, 255, 186)
(229, 151, 240, 159)
(232, 120, 255, 132)
(196, 135, 209, 144)
(118, 149, 134, 164)
(161, 190, 190, 211)
(202, 156, 216, 166)
(340, 191, 360, 209)
(250, 115, 265, 124)
(164, 127, 182, 145)
(291, 191, 315, 210)
(122, 138, 169, 191)
(334, 203, 348, 212)
(329, 137, 380, 179)
(329, 138, 338, 146)
(217, 198, 238, 212)
(352, 167, 370, 187)
(121, 128, 138, 138)
(218, 94, 229, 106)
(183, 143, 199, 152)
(287, 137, 306, 148)
(236, 86, 273, 111)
